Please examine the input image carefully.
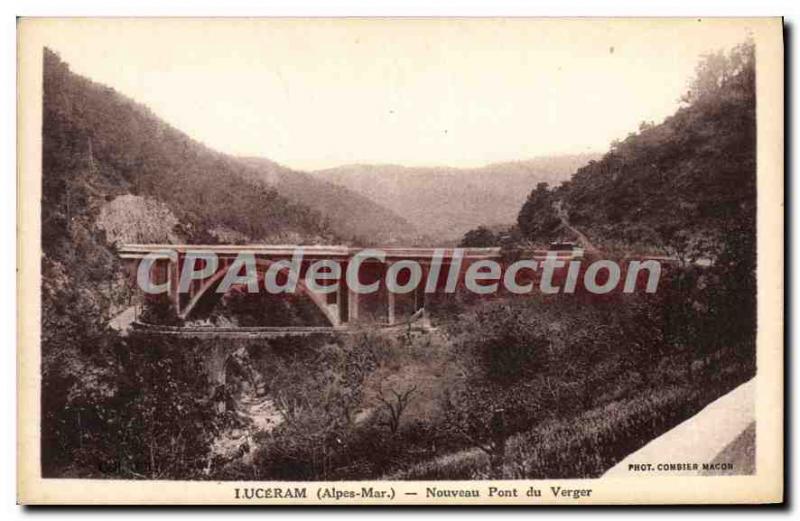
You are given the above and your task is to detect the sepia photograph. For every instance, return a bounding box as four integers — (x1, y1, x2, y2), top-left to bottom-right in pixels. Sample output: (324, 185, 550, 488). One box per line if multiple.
(16, 17, 783, 505)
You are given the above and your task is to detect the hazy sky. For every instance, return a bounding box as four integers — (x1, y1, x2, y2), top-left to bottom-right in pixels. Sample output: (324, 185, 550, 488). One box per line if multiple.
(34, 18, 754, 170)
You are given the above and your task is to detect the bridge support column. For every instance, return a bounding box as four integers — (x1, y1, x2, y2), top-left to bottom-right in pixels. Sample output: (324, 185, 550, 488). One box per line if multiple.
(337, 281, 349, 324)
(387, 288, 396, 325)
(206, 344, 227, 388)
(348, 287, 359, 322)
(168, 257, 180, 315)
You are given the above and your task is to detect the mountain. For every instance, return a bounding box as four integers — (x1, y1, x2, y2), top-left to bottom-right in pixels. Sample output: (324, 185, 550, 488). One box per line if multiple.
(42, 48, 417, 250)
(313, 154, 597, 242)
(516, 41, 756, 258)
(42, 48, 338, 250)
(239, 157, 419, 245)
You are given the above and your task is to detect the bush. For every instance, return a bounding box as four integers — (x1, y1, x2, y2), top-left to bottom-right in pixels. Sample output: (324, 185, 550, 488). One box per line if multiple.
(43, 332, 219, 479)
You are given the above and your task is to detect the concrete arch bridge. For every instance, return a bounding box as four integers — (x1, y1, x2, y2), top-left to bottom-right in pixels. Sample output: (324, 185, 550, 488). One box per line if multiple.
(118, 243, 578, 386)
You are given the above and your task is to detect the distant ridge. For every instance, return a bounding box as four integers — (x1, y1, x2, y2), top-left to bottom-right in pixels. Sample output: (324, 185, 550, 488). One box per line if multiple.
(240, 157, 420, 245)
(313, 154, 597, 241)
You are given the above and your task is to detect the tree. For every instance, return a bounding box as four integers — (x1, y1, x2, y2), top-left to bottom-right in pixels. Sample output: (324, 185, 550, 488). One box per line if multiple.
(460, 226, 499, 247)
(682, 40, 755, 105)
(517, 183, 561, 243)
(376, 382, 418, 434)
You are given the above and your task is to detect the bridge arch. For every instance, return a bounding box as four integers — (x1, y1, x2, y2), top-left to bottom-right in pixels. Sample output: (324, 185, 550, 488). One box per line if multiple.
(178, 257, 340, 327)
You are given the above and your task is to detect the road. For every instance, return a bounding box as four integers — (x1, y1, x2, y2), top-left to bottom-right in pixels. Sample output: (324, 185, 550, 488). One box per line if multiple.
(604, 378, 755, 476)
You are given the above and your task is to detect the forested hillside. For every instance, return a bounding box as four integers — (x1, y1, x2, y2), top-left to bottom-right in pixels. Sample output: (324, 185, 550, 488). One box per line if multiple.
(42, 50, 336, 249)
(517, 41, 756, 260)
(314, 154, 595, 241)
(509, 41, 757, 379)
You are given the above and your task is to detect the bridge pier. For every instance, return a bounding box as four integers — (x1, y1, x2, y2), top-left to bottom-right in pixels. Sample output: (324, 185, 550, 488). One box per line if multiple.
(348, 287, 359, 322)
(206, 343, 228, 387)
(168, 256, 180, 315)
(387, 289, 396, 325)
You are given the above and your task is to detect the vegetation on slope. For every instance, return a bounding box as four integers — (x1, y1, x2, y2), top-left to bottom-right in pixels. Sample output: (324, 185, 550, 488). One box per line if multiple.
(516, 41, 756, 258)
(212, 289, 754, 481)
(42, 49, 334, 248)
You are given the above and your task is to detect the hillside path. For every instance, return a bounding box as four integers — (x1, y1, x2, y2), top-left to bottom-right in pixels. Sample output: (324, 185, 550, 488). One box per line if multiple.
(554, 201, 599, 255)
